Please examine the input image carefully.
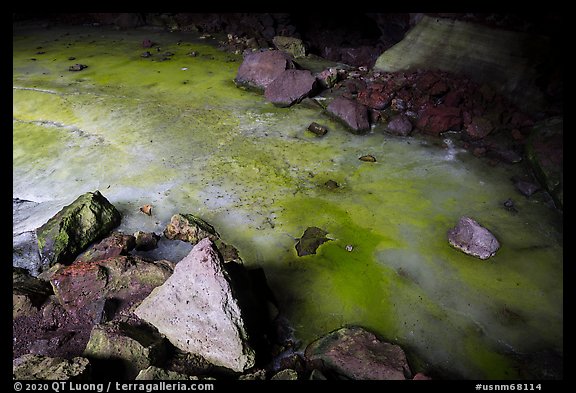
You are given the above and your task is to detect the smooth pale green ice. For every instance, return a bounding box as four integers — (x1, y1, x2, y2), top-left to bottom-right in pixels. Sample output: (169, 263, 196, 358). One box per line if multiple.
(13, 25, 562, 379)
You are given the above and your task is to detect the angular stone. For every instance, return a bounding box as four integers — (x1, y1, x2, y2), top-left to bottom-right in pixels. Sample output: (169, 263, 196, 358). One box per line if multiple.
(264, 69, 317, 107)
(13, 267, 53, 318)
(305, 326, 411, 380)
(134, 231, 160, 251)
(272, 36, 306, 58)
(36, 191, 121, 268)
(447, 216, 500, 260)
(416, 105, 461, 135)
(316, 67, 339, 89)
(50, 255, 174, 323)
(134, 238, 256, 372)
(163, 213, 218, 244)
(13, 354, 90, 380)
(357, 82, 393, 110)
(83, 321, 167, 380)
(326, 97, 370, 134)
(465, 116, 494, 140)
(75, 232, 136, 263)
(234, 50, 295, 91)
(513, 179, 541, 197)
(386, 114, 413, 136)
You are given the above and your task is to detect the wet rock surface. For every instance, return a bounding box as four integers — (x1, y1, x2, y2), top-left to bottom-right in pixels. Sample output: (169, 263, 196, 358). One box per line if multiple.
(447, 216, 500, 260)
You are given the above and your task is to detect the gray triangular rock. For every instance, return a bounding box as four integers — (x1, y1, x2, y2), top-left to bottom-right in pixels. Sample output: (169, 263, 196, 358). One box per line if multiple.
(134, 238, 255, 372)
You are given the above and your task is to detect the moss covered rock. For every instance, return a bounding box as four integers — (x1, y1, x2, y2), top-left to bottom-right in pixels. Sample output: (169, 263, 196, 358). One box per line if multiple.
(36, 191, 121, 269)
(83, 321, 167, 380)
(13, 354, 91, 380)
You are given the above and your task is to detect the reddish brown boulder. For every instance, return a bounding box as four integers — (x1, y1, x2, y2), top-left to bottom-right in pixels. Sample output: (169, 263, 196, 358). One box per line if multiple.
(50, 256, 174, 323)
(305, 326, 412, 380)
(416, 105, 462, 135)
(75, 232, 135, 263)
(234, 50, 295, 91)
(386, 114, 413, 136)
(264, 69, 317, 107)
(327, 97, 370, 134)
(357, 82, 394, 110)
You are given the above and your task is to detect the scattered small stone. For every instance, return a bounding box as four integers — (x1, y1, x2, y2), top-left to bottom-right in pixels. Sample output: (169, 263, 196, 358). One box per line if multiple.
(140, 51, 152, 58)
(142, 39, 154, 48)
(307, 122, 328, 136)
(324, 180, 339, 189)
(503, 198, 518, 213)
(67, 56, 76, 61)
(187, 51, 199, 57)
(68, 64, 87, 72)
(390, 98, 406, 112)
(36, 51, 46, 55)
(140, 204, 152, 216)
(345, 245, 354, 252)
(447, 216, 500, 260)
(513, 179, 541, 197)
(359, 154, 377, 162)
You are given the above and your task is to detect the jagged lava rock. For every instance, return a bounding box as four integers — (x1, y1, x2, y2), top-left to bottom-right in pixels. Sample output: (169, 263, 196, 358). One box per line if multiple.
(50, 256, 174, 323)
(36, 191, 121, 268)
(134, 238, 256, 373)
(447, 216, 500, 260)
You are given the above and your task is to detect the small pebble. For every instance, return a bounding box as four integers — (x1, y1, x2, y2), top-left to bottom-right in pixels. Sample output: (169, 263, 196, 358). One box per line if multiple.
(307, 122, 328, 136)
(68, 63, 87, 71)
(359, 154, 376, 162)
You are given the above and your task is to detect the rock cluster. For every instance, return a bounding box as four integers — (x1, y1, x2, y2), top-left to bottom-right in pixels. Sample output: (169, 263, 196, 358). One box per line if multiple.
(233, 42, 561, 210)
(13, 191, 432, 381)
